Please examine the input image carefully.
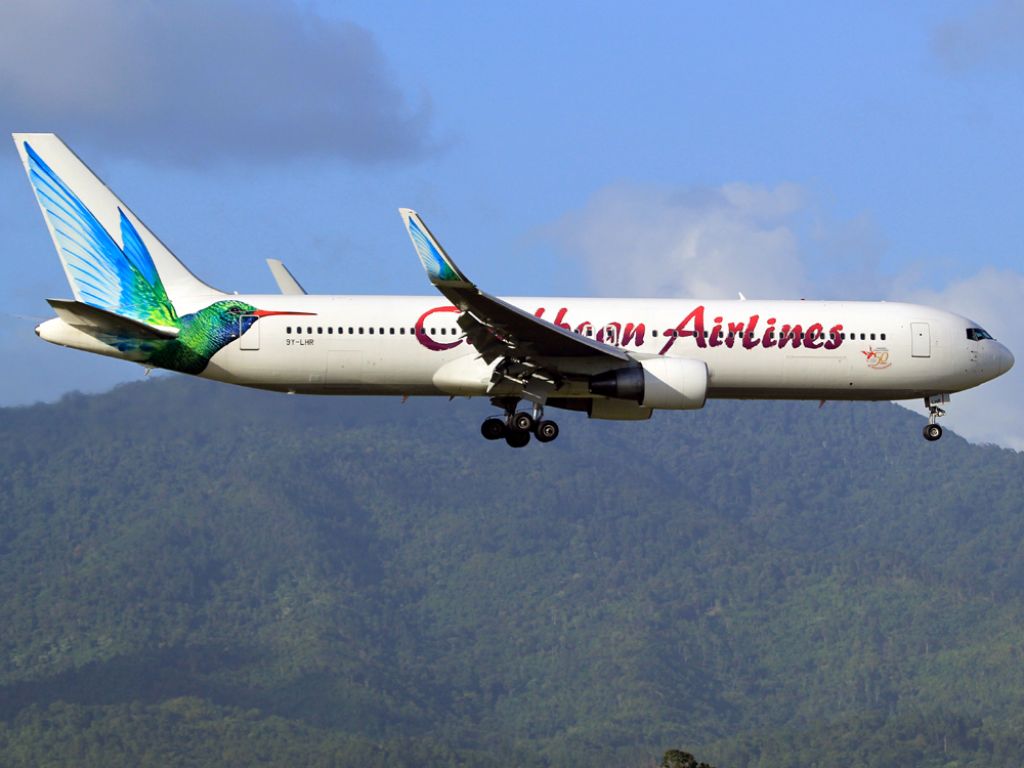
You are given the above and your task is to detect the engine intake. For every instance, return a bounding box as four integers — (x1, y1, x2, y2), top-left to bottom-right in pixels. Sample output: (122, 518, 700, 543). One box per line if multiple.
(589, 358, 708, 410)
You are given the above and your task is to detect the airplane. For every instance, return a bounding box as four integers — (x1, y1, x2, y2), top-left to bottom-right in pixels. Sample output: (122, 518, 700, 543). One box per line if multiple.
(14, 133, 1014, 447)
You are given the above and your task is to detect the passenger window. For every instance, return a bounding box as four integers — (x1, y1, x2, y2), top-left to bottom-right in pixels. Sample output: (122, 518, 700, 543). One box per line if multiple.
(399, 328, 405, 335)
(870, 333, 876, 340)
(349, 328, 354, 335)
(652, 330, 658, 337)
(390, 328, 395, 335)
(359, 327, 364, 334)
(431, 328, 436, 334)
(328, 327, 333, 334)
(881, 333, 886, 341)
(306, 327, 312, 334)
(286, 326, 292, 334)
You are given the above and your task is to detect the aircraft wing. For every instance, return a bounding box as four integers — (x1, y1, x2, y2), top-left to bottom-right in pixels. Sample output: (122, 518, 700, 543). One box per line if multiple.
(399, 208, 630, 367)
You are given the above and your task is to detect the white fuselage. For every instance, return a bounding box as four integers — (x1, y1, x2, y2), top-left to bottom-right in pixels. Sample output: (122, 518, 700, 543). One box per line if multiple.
(157, 294, 1011, 403)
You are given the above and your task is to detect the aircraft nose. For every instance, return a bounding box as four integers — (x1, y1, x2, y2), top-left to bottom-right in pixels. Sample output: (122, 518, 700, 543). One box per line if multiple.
(994, 343, 1014, 376)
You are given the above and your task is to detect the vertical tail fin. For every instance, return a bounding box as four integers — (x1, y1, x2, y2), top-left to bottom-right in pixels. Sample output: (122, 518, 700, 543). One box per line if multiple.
(13, 133, 222, 319)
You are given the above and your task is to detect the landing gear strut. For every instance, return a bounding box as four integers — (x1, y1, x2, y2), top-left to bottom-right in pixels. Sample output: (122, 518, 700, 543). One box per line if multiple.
(480, 398, 560, 447)
(922, 394, 949, 442)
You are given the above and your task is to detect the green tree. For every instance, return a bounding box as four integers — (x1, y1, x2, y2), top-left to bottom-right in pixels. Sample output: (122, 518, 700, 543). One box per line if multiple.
(662, 748, 715, 768)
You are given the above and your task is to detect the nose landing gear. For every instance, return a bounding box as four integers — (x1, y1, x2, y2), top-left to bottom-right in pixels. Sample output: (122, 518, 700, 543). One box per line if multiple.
(480, 398, 560, 447)
(922, 394, 949, 442)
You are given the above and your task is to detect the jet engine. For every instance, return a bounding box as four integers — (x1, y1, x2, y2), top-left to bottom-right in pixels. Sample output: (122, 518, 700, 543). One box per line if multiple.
(589, 358, 708, 410)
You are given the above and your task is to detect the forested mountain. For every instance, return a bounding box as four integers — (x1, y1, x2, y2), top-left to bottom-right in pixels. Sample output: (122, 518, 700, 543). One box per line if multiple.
(1, 375, 1023, 767)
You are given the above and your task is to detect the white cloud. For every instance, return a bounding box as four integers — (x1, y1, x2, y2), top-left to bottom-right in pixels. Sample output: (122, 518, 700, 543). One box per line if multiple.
(898, 268, 1024, 451)
(549, 182, 807, 299)
(0, 0, 433, 165)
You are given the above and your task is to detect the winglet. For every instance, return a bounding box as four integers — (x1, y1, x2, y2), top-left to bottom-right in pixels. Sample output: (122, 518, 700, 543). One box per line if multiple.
(399, 208, 469, 285)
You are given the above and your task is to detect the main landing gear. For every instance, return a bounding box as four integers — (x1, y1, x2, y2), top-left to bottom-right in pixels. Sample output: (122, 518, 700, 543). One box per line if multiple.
(480, 398, 560, 448)
(922, 394, 950, 442)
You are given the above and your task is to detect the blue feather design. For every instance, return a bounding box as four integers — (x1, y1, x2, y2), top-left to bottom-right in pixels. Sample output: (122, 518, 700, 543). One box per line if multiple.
(407, 216, 460, 283)
(24, 141, 178, 329)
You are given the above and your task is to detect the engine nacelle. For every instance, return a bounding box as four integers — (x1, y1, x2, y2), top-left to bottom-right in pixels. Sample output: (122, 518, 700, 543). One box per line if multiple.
(589, 358, 708, 410)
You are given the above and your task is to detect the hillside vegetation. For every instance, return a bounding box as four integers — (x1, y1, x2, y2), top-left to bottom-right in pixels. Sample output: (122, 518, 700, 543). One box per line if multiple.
(1, 375, 1023, 766)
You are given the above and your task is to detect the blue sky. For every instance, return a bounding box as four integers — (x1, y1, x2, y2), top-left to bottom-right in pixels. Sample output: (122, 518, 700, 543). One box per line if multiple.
(1, 0, 1022, 446)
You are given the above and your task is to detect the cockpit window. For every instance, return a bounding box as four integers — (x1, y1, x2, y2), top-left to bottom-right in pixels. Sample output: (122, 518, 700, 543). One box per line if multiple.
(967, 327, 995, 342)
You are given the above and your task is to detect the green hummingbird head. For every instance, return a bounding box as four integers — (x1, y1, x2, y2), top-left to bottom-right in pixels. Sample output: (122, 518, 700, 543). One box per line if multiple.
(182, 298, 314, 354)
(144, 299, 313, 375)
(177, 300, 257, 358)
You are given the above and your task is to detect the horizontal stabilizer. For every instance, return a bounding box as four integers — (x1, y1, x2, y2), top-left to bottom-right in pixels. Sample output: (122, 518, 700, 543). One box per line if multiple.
(47, 299, 179, 339)
(266, 259, 307, 295)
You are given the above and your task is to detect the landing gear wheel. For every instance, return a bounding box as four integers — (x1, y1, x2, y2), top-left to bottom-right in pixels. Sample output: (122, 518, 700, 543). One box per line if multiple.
(481, 417, 507, 440)
(510, 411, 535, 433)
(505, 430, 531, 448)
(922, 395, 949, 442)
(535, 420, 559, 443)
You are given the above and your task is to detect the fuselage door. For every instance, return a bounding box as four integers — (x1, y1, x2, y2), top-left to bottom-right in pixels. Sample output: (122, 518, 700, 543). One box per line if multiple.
(240, 315, 260, 350)
(910, 322, 930, 358)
